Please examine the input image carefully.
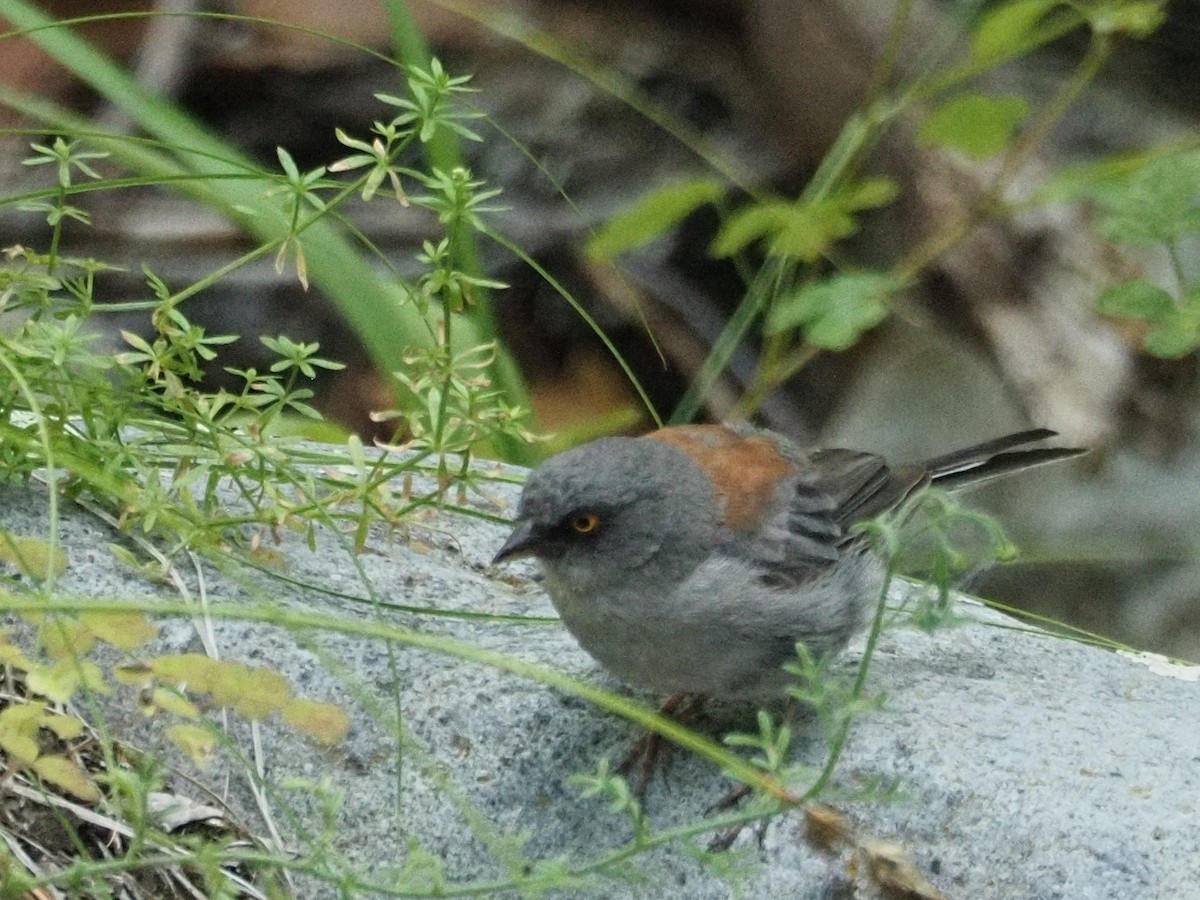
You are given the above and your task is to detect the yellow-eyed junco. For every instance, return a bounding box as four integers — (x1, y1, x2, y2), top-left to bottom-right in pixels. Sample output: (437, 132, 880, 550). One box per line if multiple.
(493, 425, 1083, 703)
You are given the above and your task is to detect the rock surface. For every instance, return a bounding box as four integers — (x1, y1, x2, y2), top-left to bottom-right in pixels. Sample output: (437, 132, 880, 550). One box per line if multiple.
(1, 455, 1197, 899)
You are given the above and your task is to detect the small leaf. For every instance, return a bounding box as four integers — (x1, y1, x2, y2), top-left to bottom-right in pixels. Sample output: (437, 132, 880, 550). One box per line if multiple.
(767, 272, 898, 349)
(1095, 281, 1174, 322)
(80, 611, 159, 651)
(27, 661, 81, 704)
(1144, 300, 1200, 359)
(33, 755, 101, 803)
(41, 712, 85, 741)
(0, 531, 68, 580)
(710, 201, 793, 257)
(767, 199, 860, 261)
(586, 178, 725, 260)
(168, 724, 217, 766)
(1086, 1, 1165, 37)
(1084, 150, 1200, 245)
(114, 661, 154, 685)
(0, 732, 40, 766)
(971, 0, 1068, 65)
(39, 618, 95, 660)
(151, 654, 221, 693)
(231, 666, 291, 720)
(919, 94, 1029, 159)
(78, 661, 109, 695)
(841, 177, 900, 210)
(282, 699, 352, 747)
(714, 182, 898, 263)
(149, 687, 201, 720)
(0, 703, 45, 765)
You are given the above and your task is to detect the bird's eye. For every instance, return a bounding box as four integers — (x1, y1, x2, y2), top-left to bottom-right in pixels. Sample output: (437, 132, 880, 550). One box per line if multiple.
(569, 512, 599, 534)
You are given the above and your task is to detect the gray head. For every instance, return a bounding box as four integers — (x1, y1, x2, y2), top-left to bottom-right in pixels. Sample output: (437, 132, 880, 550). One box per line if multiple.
(493, 436, 718, 593)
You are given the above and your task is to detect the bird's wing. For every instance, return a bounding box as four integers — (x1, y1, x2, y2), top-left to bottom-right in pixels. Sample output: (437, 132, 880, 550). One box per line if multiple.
(805, 448, 928, 529)
(729, 449, 928, 586)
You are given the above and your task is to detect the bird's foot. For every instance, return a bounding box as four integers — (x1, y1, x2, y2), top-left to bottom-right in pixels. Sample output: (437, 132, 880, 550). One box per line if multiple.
(616, 692, 707, 798)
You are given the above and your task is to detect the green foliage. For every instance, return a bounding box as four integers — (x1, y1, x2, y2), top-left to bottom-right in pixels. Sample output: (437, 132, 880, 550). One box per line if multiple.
(0, 0, 535, 463)
(584, 0, 1181, 421)
(919, 93, 1029, 159)
(0, 0, 1180, 895)
(1098, 281, 1200, 358)
(1086, 150, 1200, 245)
(968, 0, 1083, 66)
(586, 177, 726, 260)
(0, 16, 543, 894)
(1059, 148, 1200, 358)
(765, 272, 899, 350)
(711, 178, 898, 263)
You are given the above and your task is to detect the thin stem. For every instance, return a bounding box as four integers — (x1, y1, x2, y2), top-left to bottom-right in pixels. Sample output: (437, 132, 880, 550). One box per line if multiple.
(864, 0, 915, 111)
(806, 559, 893, 799)
(992, 30, 1112, 191)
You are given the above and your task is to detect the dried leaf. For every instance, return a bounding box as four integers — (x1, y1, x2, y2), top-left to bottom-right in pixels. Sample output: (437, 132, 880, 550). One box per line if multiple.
(860, 839, 947, 900)
(804, 803, 853, 853)
(114, 661, 154, 684)
(147, 791, 227, 832)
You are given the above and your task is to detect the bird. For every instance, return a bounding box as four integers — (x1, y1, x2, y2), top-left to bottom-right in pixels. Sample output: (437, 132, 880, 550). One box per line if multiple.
(493, 424, 1084, 708)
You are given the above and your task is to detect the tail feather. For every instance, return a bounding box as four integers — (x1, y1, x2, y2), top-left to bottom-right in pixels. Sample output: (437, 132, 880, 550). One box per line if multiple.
(925, 429, 1085, 491)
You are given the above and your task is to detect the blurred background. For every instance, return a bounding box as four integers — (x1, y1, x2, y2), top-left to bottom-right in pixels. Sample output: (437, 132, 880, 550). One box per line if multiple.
(2, 0, 1198, 658)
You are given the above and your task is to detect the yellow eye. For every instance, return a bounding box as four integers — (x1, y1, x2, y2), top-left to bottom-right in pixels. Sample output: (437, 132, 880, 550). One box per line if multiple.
(570, 512, 599, 534)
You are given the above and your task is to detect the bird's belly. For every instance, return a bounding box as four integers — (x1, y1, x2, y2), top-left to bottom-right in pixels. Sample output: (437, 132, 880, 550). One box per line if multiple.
(548, 554, 882, 700)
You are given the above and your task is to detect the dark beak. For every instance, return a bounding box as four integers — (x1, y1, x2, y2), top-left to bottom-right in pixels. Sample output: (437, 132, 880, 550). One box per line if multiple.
(492, 519, 539, 565)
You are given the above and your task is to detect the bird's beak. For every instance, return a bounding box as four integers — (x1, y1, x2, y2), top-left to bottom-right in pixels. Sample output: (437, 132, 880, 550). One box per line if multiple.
(492, 519, 538, 565)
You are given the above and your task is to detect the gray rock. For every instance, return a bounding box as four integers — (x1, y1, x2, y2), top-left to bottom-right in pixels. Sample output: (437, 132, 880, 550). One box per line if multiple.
(1, 454, 1196, 899)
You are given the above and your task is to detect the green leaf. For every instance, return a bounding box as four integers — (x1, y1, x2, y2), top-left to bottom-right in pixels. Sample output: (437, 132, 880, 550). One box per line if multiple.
(919, 94, 1029, 159)
(80, 611, 159, 651)
(151, 653, 222, 692)
(586, 178, 726, 260)
(714, 180, 897, 263)
(971, 0, 1070, 66)
(767, 199, 860, 262)
(1033, 148, 1170, 204)
(1096, 281, 1175, 322)
(282, 698, 352, 747)
(0, 702, 44, 765)
(1144, 313, 1200, 358)
(1143, 288, 1200, 359)
(1081, 150, 1200, 245)
(40, 712, 84, 741)
(0, 531, 67, 581)
(33, 755, 101, 803)
(840, 177, 900, 210)
(710, 201, 794, 257)
(1086, 0, 1166, 37)
(767, 272, 898, 349)
(168, 723, 217, 766)
(27, 661, 80, 704)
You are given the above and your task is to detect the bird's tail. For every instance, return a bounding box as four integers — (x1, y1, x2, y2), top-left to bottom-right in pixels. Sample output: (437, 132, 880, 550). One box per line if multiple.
(924, 428, 1086, 491)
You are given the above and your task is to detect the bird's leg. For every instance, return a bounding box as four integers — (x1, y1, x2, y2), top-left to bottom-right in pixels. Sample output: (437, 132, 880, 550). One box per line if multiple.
(706, 697, 800, 850)
(617, 692, 707, 797)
